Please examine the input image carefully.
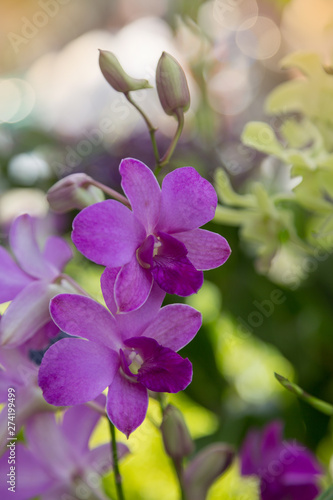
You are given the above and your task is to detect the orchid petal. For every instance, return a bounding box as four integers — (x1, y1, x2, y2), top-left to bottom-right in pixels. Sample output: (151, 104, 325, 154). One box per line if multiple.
(38, 338, 119, 406)
(101, 267, 121, 315)
(152, 233, 203, 296)
(0, 247, 34, 303)
(43, 236, 73, 272)
(0, 444, 53, 500)
(125, 337, 193, 393)
(62, 395, 106, 454)
(142, 304, 202, 351)
(72, 200, 145, 267)
(9, 214, 56, 280)
(107, 371, 148, 437)
(120, 158, 161, 233)
(115, 256, 153, 312)
(115, 283, 165, 341)
(158, 167, 217, 233)
(50, 294, 121, 350)
(25, 413, 74, 471)
(174, 229, 231, 270)
(0, 281, 62, 348)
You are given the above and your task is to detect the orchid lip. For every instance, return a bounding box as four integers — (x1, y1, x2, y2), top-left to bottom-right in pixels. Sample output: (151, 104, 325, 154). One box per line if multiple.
(136, 248, 151, 269)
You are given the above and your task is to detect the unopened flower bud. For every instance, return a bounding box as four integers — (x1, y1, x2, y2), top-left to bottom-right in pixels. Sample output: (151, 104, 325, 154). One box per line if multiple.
(99, 50, 152, 93)
(183, 443, 234, 500)
(156, 52, 190, 117)
(161, 404, 194, 460)
(47, 173, 104, 213)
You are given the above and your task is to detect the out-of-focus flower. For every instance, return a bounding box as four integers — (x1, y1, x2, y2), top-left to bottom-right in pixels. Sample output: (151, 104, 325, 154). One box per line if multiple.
(0, 214, 73, 347)
(0, 341, 55, 454)
(38, 270, 202, 437)
(183, 443, 234, 500)
(0, 395, 128, 500)
(240, 421, 322, 500)
(72, 158, 231, 312)
(161, 404, 194, 460)
(47, 173, 105, 213)
(156, 52, 190, 117)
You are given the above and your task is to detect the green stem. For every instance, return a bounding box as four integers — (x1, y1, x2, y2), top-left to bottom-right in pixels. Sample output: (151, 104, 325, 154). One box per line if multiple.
(155, 111, 184, 175)
(125, 92, 160, 165)
(109, 420, 125, 500)
(89, 179, 131, 208)
(172, 458, 187, 500)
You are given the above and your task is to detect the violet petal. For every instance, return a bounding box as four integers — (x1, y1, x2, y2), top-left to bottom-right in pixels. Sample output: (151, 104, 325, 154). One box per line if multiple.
(107, 370, 148, 437)
(174, 228, 231, 270)
(125, 336, 193, 393)
(0, 247, 34, 303)
(72, 200, 145, 267)
(115, 255, 153, 312)
(38, 338, 119, 406)
(50, 294, 121, 350)
(120, 158, 161, 233)
(158, 167, 217, 233)
(142, 303, 202, 351)
(9, 214, 56, 280)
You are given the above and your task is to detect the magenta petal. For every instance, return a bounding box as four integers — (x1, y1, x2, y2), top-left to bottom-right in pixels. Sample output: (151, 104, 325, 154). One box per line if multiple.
(0, 444, 53, 500)
(62, 395, 106, 453)
(240, 430, 261, 475)
(25, 413, 73, 471)
(120, 158, 161, 233)
(115, 256, 153, 312)
(158, 167, 218, 233)
(9, 214, 56, 280)
(0, 247, 34, 302)
(107, 370, 148, 437)
(0, 281, 60, 347)
(43, 236, 73, 272)
(101, 267, 121, 315)
(152, 233, 203, 296)
(50, 294, 121, 350)
(115, 283, 165, 341)
(38, 338, 119, 406)
(125, 337, 193, 393)
(72, 200, 146, 267)
(174, 229, 231, 270)
(143, 304, 202, 351)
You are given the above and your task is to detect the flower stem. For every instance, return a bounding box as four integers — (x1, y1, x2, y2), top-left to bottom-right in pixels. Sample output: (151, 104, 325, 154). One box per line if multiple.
(124, 92, 160, 166)
(172, 458, 187, 500)
(155, 110, 184, 176)
(109, 420, 126, 500)
(89, 179, 131, 208)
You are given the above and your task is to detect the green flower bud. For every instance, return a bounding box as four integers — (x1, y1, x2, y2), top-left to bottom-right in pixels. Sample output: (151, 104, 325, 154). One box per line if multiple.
(99, 50, 152, 93)
(160, 404, 194, 460)
(156, 52, 190, 117)
(183, 443, 234, 500)
(47, 173, 104, 213)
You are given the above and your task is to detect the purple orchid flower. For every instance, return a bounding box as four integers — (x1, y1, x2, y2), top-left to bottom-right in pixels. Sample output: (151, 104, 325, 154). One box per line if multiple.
(0, 214, 73, 347)
(240, 421, 322, 500)
(0, 342, 55, 454)
(72, 158, 231, 312)
(38, 268, 202, 437)
(0, 395, 128, 500)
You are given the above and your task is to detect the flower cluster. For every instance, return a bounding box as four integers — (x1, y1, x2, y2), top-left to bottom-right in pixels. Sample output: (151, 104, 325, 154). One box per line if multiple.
(38, 157, 231, 436)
